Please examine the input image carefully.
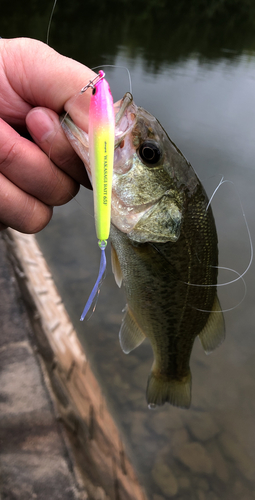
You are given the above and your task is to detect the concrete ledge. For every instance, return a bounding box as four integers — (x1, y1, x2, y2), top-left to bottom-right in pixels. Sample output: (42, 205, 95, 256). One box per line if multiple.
(0, 229, 147, 500)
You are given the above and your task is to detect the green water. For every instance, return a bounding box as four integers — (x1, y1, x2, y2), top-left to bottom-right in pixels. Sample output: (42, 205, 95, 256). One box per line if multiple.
(2, 1, 255, 498)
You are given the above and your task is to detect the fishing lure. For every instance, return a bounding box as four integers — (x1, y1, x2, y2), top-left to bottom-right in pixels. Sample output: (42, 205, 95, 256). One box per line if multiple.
(80, 71, 115, 321)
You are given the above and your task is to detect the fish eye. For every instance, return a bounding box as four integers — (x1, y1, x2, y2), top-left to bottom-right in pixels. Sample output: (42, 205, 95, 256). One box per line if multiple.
(138, 141, 161, 166)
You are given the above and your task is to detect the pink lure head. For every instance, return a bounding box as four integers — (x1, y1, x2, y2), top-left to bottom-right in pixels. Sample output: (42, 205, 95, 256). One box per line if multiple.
(89, 71, 114, 128)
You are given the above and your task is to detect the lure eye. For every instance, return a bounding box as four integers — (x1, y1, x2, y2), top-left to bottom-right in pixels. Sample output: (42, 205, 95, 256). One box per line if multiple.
(138, 141, 161, 166)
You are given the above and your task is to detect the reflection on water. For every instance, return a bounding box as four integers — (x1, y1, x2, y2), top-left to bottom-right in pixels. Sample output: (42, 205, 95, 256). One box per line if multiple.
(2, 1, 255, 498)
(3, 0, 255, 66)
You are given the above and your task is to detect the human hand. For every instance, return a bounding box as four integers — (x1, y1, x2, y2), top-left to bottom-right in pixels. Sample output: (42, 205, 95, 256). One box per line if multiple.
(0, 37, 96, 233)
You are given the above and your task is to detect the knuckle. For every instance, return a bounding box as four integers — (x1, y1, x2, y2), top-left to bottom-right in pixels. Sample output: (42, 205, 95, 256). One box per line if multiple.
(0, 140, 19, 172)
(54, 180, 80, 206)
(15, 199, 53, 234)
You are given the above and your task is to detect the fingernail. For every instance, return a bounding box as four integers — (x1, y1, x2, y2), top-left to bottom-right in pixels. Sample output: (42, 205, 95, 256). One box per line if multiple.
(26, 109, 55, 143)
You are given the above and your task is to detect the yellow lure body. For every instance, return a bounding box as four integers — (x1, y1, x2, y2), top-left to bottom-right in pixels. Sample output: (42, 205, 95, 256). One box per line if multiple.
(89, 71, 115, 243)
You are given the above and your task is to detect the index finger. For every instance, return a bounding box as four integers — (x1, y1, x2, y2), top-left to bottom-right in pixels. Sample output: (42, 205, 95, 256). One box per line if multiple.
(2, 38, 96, 131)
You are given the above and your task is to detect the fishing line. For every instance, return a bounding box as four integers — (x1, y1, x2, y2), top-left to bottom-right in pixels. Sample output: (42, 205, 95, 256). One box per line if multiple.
(46, 0, 133, 98)
(45, 0, 96, 215)
(46, 0, 58, 45)
(45, 2, 108, 320)
(186, 177, 253, 289)
(45, 1, 133, 218)
(92, 65, 133, 95)
(190, 269, 247, 314)
(184, 177, 253, 313)
(205, 174, 225, 212)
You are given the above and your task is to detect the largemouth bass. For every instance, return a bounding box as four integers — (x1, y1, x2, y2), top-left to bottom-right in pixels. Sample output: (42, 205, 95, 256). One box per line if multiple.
(61, 92, 225, 409)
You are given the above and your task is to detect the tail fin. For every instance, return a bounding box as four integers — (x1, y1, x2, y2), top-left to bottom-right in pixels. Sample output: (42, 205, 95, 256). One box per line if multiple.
(146, 370, 192, 409)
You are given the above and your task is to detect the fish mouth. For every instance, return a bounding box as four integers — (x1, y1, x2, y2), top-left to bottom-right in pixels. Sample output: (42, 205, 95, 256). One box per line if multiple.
(60, 92, 136, 179)
(115, 93, 133, 124)
(114, 92, 137, 150)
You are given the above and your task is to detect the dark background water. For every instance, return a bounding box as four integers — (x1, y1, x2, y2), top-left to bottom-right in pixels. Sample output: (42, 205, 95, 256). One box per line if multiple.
(2, 1, 255, 499)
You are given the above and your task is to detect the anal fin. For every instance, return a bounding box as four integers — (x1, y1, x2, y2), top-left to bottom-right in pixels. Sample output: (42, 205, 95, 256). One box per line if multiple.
(199, 295, 225, 354)
(146, 369, 191, 409)
(119, 306, 146, 354)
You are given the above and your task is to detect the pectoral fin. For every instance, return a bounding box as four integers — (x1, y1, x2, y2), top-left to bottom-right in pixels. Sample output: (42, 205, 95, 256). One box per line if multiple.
(119, 306, 146, 354)
(199, 295, 225, 354)
(111, 244, 123, 288)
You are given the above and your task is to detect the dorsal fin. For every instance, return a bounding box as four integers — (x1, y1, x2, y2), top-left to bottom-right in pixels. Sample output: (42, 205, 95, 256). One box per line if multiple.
(111, 244, 123, 288)
(199, 295, 225, 354)
(119, 306, 146, 354)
